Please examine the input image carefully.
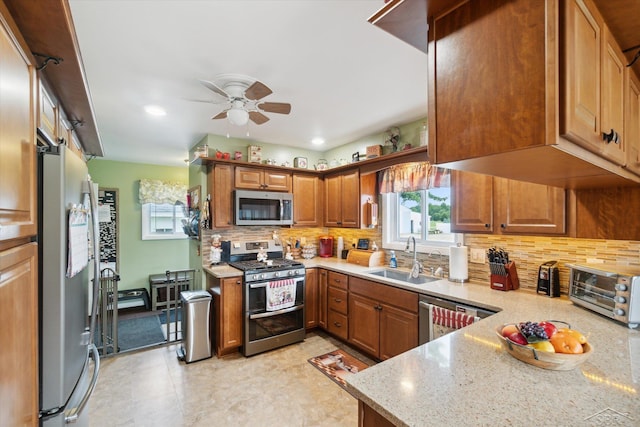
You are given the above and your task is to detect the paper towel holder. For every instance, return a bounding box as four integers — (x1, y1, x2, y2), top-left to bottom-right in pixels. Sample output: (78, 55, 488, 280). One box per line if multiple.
(448, 243, 469, 283)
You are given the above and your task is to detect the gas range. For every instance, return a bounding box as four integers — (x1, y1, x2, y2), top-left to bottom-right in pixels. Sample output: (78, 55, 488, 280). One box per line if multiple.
(226, 239, 305, 282)
(229, 259, 305, 282)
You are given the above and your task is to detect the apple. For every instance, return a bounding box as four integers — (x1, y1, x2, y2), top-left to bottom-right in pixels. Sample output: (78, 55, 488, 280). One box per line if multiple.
(215, 150, 223, 159)
(222, 152, 230, 160)
(501, 324, 519, 337)
(506, 331, 528, 346)
(539, 321, 558, 339)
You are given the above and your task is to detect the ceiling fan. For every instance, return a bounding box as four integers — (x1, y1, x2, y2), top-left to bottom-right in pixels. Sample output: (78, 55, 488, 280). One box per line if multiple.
(199, 74, 291, 126)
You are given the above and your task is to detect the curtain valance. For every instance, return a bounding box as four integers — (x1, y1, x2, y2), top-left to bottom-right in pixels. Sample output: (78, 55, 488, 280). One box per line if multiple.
(378, 162, 450, 193)
(138, 179, 187, 205)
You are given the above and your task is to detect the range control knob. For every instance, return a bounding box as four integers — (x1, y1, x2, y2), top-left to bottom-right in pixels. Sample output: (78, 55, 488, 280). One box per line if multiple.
(614, 308, 625, 316)
(615, 283, 628, 291)
(615, 296, 627, 304)
(274, 271, 280, 278)
(259, 273, 265, 280)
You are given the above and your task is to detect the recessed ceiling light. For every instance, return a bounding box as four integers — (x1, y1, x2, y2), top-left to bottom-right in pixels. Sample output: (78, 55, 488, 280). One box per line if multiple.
(311, 137, 325, 146)
(144, 105, 166, 116)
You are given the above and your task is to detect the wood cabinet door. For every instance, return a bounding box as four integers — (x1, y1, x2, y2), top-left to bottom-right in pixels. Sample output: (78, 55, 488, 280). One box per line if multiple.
(293, 174, 322, 226)
(234, 166, 263, 189)
(304, 268, 318, 329)
(450, 170, 493, 233)
(348, 293, 379, 357)
(211, 164, 233, 228)
(323, 174, 342, 226)
(0, 18, 36, 243)
(263, 170, 291, 191)
(323, 170, 360, 228)
(494, 177, 566, 235)
(626, 71, 640, 175)
(318, 269, 328, 329)
(562, 0, 602, 153)
(600, 24, 626, 165)
(379, 303, 418, 361)
(220, 276, 243, 351)
(0, 242, 38, 426)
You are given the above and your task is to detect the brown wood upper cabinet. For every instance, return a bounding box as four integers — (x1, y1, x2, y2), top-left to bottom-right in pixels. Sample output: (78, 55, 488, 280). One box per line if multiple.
(562, 0, 626, 166)
(626, 71, 640, 176)
(292, 174, 322, 227)
(209, 164, 234, 228)
(234, 166, 291, 192)
(427, 0, 640, 188)
(0, 14, 36, 244)
(324, 169, 360, 228)
(451, 170, 566, 235)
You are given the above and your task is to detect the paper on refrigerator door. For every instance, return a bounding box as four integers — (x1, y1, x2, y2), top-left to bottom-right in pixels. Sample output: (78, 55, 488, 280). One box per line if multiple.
(67, 205, 89, 278)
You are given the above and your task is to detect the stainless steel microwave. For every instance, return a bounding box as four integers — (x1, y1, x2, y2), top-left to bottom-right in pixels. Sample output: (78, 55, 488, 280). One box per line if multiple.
(234, 190, 293, 226)
(568, 264, 640, 329)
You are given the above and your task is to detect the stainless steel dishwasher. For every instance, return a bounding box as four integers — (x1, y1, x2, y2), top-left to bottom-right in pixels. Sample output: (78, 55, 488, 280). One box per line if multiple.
(419, 294, 496, 344)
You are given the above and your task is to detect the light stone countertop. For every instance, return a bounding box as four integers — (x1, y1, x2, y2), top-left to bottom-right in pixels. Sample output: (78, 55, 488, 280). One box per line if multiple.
(203, 257, 640, 426)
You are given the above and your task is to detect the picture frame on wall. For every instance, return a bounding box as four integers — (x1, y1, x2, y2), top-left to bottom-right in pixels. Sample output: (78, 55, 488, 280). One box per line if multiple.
(188, 185, 201, 211)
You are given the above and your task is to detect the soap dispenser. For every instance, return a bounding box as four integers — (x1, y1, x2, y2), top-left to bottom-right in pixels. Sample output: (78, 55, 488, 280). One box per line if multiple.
(389, 251, 397, 268)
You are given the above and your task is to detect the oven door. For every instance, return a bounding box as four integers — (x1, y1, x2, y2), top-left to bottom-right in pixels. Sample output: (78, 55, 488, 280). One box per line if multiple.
(245, 277, 305, 342)
(569, 267, 618, 317)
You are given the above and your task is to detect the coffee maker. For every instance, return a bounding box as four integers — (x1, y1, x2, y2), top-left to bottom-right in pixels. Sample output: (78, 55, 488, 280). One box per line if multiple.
(537, 261, 560, 297)
(319, 236, 334, 258)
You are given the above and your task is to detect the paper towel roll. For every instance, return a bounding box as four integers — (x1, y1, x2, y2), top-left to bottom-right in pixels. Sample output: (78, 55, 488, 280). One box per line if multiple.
(337, 237, 344, 257)
(449, 245, 469, 282)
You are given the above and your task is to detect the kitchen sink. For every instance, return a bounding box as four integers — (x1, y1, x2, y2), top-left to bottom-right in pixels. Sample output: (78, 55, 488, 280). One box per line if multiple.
(366, 268, 440, 285)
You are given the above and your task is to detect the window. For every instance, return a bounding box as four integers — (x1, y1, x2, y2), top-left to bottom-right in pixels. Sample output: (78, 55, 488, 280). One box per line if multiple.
(382, 186, 462, 253)
(141, 203, 188, 240)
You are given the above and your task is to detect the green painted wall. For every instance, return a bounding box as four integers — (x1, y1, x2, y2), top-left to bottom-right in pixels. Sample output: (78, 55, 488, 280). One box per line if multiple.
(88, 159, 190, 292)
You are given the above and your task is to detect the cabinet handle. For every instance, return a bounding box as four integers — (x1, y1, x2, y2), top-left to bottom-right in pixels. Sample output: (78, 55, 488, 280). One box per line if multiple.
(375, 305, 382, 311)
(500, 223, 506, 229)
(236, 280, 241, 285)
(484, 223, 490, 228)
(334, 298, 342, 303)
(334, 322, 342, 328)
(602, 129, 620, 144)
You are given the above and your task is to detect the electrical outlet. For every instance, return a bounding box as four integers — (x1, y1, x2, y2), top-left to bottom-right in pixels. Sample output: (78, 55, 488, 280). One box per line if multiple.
(470, 248, 485, 264)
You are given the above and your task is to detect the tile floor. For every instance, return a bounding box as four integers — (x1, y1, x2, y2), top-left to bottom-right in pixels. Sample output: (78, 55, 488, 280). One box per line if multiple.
(89, 331, 375, 426)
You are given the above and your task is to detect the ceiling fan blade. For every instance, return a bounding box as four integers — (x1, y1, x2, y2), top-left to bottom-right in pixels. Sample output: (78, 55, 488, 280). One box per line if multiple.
(212, 111, 228, 120)
(199, 79, 229, 99)
(249, 111, 270, 125)
(258, 102, 291, 114)
(244, 81, 273, 101)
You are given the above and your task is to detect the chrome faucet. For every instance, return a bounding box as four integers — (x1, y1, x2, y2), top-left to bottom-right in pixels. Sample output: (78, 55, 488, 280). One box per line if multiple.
(405, 236, 423, 278)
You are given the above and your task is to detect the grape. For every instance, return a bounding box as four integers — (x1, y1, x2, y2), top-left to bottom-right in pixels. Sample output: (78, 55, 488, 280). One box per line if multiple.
(518, 321, 549, 340)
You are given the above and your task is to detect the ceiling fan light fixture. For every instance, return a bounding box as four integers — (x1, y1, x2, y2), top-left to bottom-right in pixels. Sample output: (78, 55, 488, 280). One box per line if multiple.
(227, 108, 249, 126)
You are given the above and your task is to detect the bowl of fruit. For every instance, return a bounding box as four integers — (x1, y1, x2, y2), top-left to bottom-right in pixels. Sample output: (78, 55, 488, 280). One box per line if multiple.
(495, 320, 593, 370)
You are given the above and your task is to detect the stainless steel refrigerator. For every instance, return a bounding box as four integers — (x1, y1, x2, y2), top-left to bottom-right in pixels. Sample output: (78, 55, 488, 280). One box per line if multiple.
(39, 143, 100, 426)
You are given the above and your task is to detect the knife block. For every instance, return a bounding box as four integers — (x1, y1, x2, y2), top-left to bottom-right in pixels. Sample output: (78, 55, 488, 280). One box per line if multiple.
(490, 261, 520, 291)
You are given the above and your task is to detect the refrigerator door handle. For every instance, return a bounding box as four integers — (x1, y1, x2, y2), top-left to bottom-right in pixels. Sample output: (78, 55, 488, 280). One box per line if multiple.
(64, 344, 101, 423)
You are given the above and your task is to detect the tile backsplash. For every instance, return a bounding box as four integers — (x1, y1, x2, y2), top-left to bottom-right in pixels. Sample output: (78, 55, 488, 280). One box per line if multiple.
(201, 227, 640, 295)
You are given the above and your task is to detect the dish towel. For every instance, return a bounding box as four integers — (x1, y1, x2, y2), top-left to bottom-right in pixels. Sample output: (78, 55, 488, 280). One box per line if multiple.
(266, 279, 296, 311)
(432, 305, 477, 329)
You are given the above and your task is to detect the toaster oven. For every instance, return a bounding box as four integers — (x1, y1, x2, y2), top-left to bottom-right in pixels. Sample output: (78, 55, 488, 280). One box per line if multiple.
(568, 264, 640, 329)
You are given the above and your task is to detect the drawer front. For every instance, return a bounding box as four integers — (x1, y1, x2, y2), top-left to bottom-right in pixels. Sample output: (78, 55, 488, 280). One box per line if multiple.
(327, 310, 348, 341)
(327, 271, 348, 290)
(350, 276, 418, 313)
(328, 286, 348, 314)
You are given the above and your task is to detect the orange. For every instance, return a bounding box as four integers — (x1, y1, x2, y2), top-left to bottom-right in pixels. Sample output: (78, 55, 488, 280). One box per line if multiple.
(550, 332, 584, 354)
(557, 327, 587, 344)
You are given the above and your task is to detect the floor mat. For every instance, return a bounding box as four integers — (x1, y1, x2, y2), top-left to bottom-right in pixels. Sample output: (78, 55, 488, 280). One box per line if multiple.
(308, 349, 370, 390)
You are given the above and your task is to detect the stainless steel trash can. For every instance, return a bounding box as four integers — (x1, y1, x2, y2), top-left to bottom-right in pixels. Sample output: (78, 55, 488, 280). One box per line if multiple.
(178, 290, 212, 363)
